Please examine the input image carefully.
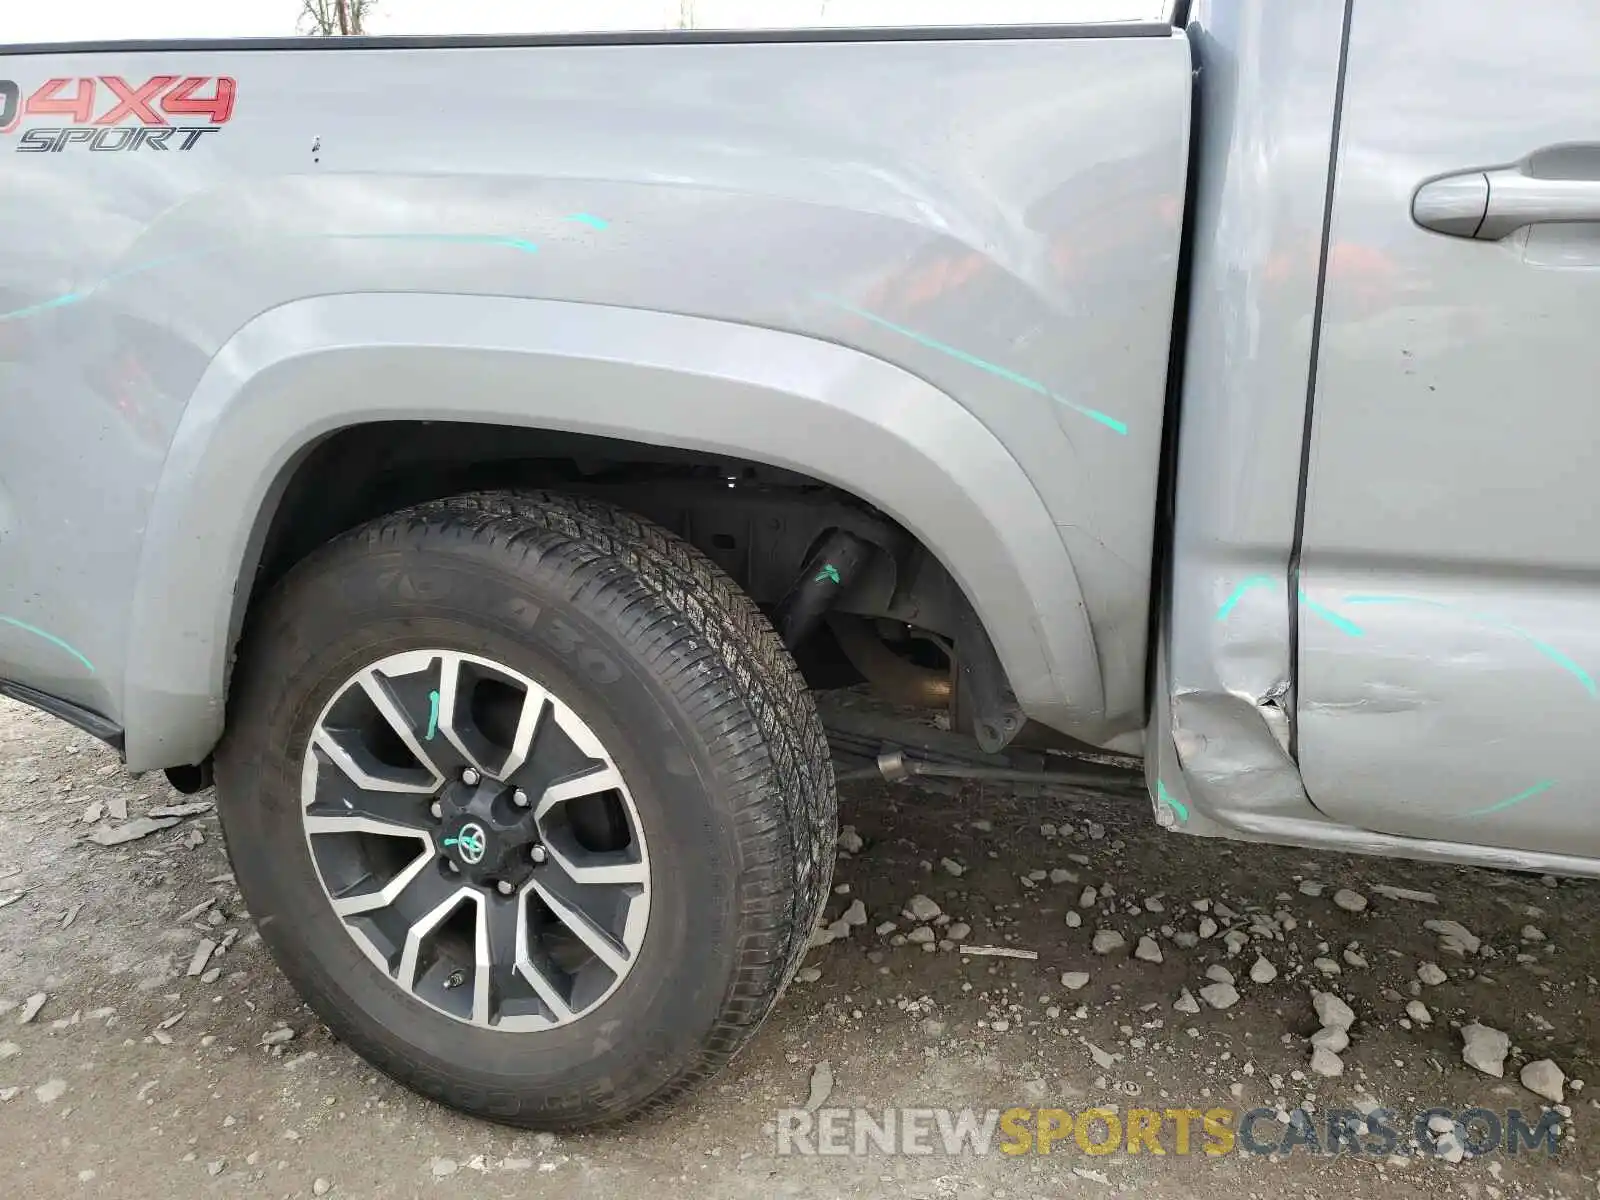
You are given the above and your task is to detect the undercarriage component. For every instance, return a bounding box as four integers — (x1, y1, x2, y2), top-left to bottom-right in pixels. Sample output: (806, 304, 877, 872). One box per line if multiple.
(776, 529, 877, 650)
(952, 599, 1027, 754)
(825, 614, 953, 710)
(839, 748, 1141, 790)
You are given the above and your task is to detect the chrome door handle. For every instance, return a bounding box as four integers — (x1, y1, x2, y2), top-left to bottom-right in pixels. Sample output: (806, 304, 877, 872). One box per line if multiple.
(1415, 148, 1600, 240)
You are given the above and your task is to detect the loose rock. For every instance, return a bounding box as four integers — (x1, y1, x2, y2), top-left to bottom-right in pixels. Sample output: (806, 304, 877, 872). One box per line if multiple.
(1520, 1059, 1565, 1103)
(804, 1061, 834, 1112)
(1249, 955, 1277, 984)
(1060, 971, 1091, 991)
(903, 895, 941, 923)
(1205, 964, 1234, 986)
(840, 899, 867, 928)
(1461, 1022, 1510, 1078)
(1312, 991, 1355, 1031)
(1417, 961, 1448, 986)
(1332, 888, 1368, 913)
(18, 993, 46, 1024)
(1198, 982, 1239, 1010)
(88, 817, 178, 847)
(1309, 1047, 1344, 1078)
(1173, 988, 1200, 1015)
(837, 826, 864, 855)
(1091, 929, 1125, 955)
(1310, 1026, 1349, 1054)
(1405, 1000, 1432, 1025)
(1424, 919, 1481, 957)
(1134, 936, 1163, 964)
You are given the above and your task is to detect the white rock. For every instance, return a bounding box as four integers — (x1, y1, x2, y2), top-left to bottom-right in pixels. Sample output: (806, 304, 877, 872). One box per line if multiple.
(1433, 1131, 1465, 1164)
(946, 922, 971, 942)
(907, 926, 935, 944)
(1405, 1000, 1432, 1025)
(874, 921, 896, 936)
(903, 895, 942, 923)
(1060, 971, 1091, 991)
(837, 826, 864, 855)
(1205, 964, 1234, 986)
(17, 993, 46, 1024)
(1064, 911, 1082, 928)
(1298, 881, 1324, 897)
(1049, 869, 1075, 885)
(1197, 917, 1218, 939)
(794, 967, 821, 984)
(1223, 929, 1249, 955)
(1424, 919, 1481, 957)
(1461, 1022, 1510, 1078)
(1250, 955, 1277, 984)
(1310, 1026, 1349, 1054)
(1309, 1047, 1344, 1078)
(1199, 982, 1239, 1010)
(841, 899, 867, 928)
(1134, 936, 1163, 964)
(1079, 887, 1098, 909)
(1343, 949, 1368, 968)
(1332, 888, 1368, 913)
(1314, 957, 1342, 975)
(1418, 961, 1448, 986)
(260, 1027, 296, 1047)
(313, 1180, 332, 1197)
(1173, 988, 1200, 1015)
(1370, 884, 1437, 904)
(430, 1158, 459, 1178)
(1091, 929, 1125, 955)
(1313, 991, 1355, 1031)
(969, 819, 993, 833)
(1085, 1041, 1117, 1069)
(1520, 1059, 1565, 1103)
(1520, 925, 1546, 943)
(940, 858, 965, 877)
(804, 1061, 834, 1112)
(34, 1078, 66, 1104)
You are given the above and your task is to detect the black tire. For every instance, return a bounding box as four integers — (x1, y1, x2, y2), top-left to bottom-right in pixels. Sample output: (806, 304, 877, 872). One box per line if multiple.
(215, 490, 835, 1128)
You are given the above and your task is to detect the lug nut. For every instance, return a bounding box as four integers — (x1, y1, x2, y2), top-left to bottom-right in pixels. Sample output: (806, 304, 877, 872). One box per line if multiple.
(512, 788, 530, 808)
(430, 801, 442, 820)
(496, 880, 514, 896)
(529, 845, 547, 864)
(461, 767, 481, 786)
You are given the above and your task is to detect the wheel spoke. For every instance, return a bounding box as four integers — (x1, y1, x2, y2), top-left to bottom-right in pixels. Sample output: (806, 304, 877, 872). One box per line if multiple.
(434, 653, 549, 781)
(312, 727, 438, 795)
(327, 838, 441, 917)
(396, 883, 478, 993)
(541, 833, 648, 886)
(530, 862, 634, 975)
(303, 748, 437, 835)
(533, 764, 623, 822)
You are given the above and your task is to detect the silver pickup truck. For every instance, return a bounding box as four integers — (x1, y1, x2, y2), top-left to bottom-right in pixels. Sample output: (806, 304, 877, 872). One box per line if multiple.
(3, 0, 1596, 1129)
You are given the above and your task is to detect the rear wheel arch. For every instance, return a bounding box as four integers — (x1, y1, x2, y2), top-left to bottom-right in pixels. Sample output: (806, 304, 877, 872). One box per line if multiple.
(123, 293, 1102, 770)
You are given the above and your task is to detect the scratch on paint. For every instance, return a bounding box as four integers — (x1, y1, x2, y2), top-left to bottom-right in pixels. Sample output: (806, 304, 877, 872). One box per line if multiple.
(0, 233, 541, 323)
(563, 213, 610, 230)
(819, 294, 1129, 436)
(1340, 595, 1596, 698)
(1158, 780, 1189, 823)
(0, 617, 94, 673)
(1466, 778, 1557, 818)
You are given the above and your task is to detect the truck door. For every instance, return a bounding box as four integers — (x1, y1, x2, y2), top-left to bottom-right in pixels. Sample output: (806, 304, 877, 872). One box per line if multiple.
(1295, 0, 1600, 855)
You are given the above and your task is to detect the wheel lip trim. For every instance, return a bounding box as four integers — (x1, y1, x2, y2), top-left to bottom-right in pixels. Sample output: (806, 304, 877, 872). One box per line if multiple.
(299, 647, 652, 1034)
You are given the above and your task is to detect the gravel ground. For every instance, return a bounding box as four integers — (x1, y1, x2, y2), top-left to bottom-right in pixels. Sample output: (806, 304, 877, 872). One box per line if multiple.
(0, 696, 1596, 1199)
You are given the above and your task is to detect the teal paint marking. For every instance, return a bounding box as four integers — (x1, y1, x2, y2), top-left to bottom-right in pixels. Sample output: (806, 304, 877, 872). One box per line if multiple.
(1341, 595, 1596, 698)
(1466, 778, 1557, 818)
(1298, 590, 1365, 638)
(564, 213, 610, 230)
(815, 564, 842, 584)
(0, 617, 94, 673)
(1216, 575, 1275, 621)
(425, 689, 441, 741)
(442, 835, 461, 847)
(819, 295, 1129, 436)
(1158, 780, 1189, 823)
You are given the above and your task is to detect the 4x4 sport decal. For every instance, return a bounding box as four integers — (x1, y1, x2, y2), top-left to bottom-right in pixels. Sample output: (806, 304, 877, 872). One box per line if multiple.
(0, 75, 235, 152)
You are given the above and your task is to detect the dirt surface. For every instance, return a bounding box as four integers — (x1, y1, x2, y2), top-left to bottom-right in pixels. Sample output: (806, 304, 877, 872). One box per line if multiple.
(0, 695, 1596, 1199)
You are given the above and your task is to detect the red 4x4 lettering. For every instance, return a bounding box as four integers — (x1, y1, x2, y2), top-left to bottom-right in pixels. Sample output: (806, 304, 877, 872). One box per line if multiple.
(160, 77, 236, 124)
(95, 76, 178, 125)
(20, 76, 237, 127)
